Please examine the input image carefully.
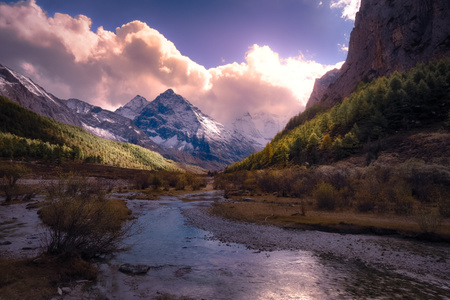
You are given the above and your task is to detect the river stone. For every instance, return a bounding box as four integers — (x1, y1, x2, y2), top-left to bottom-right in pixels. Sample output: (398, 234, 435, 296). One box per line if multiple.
(119, 263, 150, 275)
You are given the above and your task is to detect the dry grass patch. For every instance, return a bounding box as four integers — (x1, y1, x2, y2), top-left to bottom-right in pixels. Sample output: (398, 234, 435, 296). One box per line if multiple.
(211, 195, 450, 239)
(0, 255, 96, 300)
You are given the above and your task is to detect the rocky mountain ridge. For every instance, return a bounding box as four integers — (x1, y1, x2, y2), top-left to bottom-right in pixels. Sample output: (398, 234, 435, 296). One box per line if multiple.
(306, 0, 450, 109)
(0, 64, 81, 127)
(63, 98, 160, 151)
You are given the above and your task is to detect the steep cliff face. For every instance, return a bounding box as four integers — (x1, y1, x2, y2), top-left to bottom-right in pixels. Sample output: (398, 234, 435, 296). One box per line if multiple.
(306, 0, 450, 109)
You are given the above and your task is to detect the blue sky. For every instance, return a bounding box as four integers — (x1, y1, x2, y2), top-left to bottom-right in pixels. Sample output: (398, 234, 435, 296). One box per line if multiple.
(32, 0, 354, 68)
(0, 0, 360, 123)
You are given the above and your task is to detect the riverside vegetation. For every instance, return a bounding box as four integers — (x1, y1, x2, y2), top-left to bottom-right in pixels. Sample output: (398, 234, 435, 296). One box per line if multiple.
(214, 59, 450, 240)
(0, 160, 207, 299)
(0, 91, 205, 299)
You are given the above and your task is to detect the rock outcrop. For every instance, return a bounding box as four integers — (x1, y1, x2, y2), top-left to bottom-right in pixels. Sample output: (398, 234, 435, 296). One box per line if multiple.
(306, 0, 450, 109)
(306, 68, 340, 108)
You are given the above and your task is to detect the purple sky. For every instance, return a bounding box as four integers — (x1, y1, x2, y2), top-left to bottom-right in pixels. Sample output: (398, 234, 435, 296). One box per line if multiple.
(0, 0, 360, 123)
(31, 0, 354, 67)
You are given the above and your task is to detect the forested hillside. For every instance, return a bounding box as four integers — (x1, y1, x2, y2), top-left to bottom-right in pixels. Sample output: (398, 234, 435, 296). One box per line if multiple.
(228, 58, 450, 172)
(0, 96, 179, 171)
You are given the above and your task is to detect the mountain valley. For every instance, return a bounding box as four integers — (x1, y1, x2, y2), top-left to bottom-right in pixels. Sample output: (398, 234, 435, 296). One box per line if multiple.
(0, 68, 278, 169)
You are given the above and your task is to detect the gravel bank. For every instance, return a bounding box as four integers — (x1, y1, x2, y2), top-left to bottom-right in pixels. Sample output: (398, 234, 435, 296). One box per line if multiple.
(183, 206, 450, 289)
(0, 197, 46, 259)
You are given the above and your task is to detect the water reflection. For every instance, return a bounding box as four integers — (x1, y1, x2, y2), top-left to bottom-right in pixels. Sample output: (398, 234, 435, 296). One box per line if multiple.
(95, 192, 449, 300)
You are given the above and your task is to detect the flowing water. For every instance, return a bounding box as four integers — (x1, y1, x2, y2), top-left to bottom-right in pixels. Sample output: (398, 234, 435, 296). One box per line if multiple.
(92, 191, 449, 300)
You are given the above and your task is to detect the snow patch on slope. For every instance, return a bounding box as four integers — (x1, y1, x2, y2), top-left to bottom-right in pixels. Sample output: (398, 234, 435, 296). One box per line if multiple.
(115, 95, 149, 120)
(4, 66, 57, 104)
(81, 123, 126, 142)
(229, 112, 287, 150)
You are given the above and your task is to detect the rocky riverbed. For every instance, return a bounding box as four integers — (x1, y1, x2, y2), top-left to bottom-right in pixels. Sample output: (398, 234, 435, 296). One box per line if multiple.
(183, 201, 450, 290)
(1, 189, 449, 299)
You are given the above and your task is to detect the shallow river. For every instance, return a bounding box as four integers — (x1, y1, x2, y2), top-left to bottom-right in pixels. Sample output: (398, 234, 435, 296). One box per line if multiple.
(93, 191, 449, 300)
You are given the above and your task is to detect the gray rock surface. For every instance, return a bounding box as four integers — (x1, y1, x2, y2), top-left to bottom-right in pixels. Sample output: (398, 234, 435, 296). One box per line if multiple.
(0, 64, 81, 126)
(64, 98, 160, 151)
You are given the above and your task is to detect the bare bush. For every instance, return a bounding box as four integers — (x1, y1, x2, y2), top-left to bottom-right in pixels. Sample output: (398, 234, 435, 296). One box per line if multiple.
(40, 174, 135, 259)
(439, 196, 450, 218)
(186, 173, 206, 190)
(313, 182, 339, 211)
(398, 159, 450, 203)
(134, 171, 151, 189)
(416, 206, 443, 234)
(175, 174, 187, 190)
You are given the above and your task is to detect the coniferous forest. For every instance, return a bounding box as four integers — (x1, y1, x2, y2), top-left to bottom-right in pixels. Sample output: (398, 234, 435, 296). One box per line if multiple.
(215, 59, 450, 225)
(227, 58, 450, 171)
(0, 96, 178, 171)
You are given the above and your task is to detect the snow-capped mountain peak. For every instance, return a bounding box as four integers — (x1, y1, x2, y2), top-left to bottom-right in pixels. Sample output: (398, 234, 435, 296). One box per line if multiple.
(134, 89, 254, 168)
(115, 95, 149, 120)
(65, 98, 101, 115)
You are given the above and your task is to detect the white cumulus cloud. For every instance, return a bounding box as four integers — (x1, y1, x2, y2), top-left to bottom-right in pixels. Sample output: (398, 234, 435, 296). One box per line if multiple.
(0, 0, 342, 123)
(330, 0, 361, 21)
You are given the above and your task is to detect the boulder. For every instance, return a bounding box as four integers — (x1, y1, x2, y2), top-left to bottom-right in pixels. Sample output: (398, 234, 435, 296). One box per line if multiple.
(118, 263, 150, 275)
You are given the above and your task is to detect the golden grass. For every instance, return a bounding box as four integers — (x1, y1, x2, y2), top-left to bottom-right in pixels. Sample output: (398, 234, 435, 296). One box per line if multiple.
(211, 195, 450, 238)
(107, 198, 133, 221)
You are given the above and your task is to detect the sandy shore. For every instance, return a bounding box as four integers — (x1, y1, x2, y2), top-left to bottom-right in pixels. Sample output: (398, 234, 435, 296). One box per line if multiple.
(183, 205, 450, 289)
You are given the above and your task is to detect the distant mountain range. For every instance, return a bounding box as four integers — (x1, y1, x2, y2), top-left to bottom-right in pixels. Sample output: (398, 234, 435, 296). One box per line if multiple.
(0, 64, 283, 169)
(229, 112, 286, 149)
(63, 98, 160, 151)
